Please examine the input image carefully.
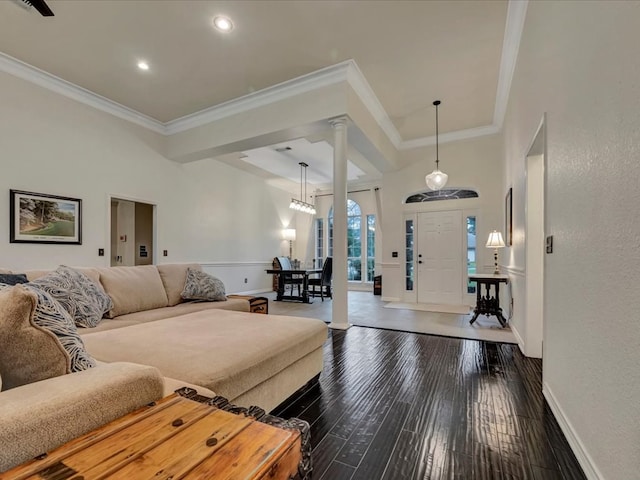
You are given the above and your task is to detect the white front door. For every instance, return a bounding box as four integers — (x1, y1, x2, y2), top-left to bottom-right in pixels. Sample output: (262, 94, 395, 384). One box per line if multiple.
(417, 210, 463, 305)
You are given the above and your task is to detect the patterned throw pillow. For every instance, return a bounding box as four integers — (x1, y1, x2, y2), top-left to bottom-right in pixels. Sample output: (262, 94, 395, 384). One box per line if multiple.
(0, 273, 28, 285)
(0, 284, 96, 389)
(30, 266, 113, 328)
(181, 268, 227, 302)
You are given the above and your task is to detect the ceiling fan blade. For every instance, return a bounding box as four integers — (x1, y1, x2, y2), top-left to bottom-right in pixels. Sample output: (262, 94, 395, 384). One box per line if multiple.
(29, 0, 54, 16)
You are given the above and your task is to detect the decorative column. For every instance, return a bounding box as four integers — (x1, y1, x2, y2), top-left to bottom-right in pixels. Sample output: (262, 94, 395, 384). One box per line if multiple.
(329, 116, 351, 330)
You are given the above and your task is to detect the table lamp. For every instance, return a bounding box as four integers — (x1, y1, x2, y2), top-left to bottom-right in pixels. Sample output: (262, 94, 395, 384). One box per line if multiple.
(486, 230, 505, 274)
(282, 228, 296, 258)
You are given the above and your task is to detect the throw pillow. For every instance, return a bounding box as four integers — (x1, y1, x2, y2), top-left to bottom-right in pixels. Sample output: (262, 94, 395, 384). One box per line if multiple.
(181, 268, 227, 302)
(0, 273, 28, 285)
(30, 266, 113, 328)
(0, 284, 96, 390)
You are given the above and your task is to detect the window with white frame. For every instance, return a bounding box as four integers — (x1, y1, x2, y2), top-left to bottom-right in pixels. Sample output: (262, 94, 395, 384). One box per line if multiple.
(325, 199, 375, 283)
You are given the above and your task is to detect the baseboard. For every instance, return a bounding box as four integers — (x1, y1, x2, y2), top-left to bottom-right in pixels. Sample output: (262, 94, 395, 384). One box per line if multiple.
(231, 288, 273, 295)
(511, 323, 526, 354)
(542, 383, 603, 480)
(381, 296, 400, 302)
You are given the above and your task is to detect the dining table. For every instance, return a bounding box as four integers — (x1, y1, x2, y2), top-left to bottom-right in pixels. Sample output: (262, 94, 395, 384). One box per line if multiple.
(265, 268, 322, 304)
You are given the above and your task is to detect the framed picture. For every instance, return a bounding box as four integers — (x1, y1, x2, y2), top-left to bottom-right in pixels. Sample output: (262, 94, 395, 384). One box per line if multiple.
(10, 190, 82, 244)
(505, 187, 513, 246)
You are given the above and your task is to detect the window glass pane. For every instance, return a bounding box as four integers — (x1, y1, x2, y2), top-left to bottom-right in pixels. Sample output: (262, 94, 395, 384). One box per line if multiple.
(347, 212, 361, 280)
(467, 216, 477, 294)
(406, 219, 414, 290)
(328, 207, 333, 257)
(367, 215, 375, 282)
(315, 218, 323, 269)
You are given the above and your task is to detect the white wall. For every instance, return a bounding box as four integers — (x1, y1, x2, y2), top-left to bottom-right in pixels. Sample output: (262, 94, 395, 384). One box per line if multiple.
(0, 72, 291, 293)
(381, 134, 504, 302)
(502, 2, 640, 479)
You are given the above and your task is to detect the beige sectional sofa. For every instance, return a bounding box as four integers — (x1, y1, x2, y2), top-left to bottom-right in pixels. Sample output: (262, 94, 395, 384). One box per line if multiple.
(0, 263, 328, 473)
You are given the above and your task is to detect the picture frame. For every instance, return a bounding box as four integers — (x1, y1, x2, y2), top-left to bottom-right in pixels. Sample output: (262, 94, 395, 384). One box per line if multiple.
(10, 190, 82, 244)
(505, 187, 513, 246)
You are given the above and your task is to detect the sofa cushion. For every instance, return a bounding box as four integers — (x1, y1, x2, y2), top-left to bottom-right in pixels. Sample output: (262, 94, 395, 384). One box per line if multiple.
(81, 309, 328, 401)
(156, 263, 203, 306)
(98, 266, 169, 318)
(23, 267, 102, 285)
(0, 362, 164, 473)
(29, 266, 113, 328)
(0, 285, 96, 391)
(0, 274, 28, 285)
(181, 268, 226, 301)
(78, 298, 250, 334)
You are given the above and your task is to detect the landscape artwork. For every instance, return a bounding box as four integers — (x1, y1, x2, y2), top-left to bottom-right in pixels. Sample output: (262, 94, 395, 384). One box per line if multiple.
(10, 190, 82, 244)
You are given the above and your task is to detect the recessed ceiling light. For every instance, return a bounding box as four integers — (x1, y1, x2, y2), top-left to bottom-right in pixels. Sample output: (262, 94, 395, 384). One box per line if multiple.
(137, 61, 150, 71)
(213, 15, 233, 32)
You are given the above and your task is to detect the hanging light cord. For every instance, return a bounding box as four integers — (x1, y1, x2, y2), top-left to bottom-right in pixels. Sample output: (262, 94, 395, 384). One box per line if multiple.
(434, 100, 440, 170)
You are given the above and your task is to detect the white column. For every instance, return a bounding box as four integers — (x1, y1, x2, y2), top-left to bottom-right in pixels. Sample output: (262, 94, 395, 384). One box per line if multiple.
(329, 117, 351, 330)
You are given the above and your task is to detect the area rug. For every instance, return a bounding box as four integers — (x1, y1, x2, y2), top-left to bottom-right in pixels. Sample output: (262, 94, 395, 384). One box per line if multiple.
(384, 302, 472, 315)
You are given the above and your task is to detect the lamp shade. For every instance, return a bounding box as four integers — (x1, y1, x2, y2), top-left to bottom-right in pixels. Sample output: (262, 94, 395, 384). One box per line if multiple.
(425, 169, 448, 191)
(486, 230, 505, 248)
(282, 228, 296, 241)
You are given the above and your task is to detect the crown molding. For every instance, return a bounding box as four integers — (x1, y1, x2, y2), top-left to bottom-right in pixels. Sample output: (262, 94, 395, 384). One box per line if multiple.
(0, 0, 527, 148)
(0, 52, 165, 134)
(493, 0, 529, 130)
(164, 60, 354, 135)
(400, 124, 501, 150)
(345, 61, 403, 148)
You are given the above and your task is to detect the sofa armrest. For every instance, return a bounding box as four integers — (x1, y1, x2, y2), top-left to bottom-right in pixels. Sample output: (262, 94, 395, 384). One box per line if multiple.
(0, 362, 164, 473)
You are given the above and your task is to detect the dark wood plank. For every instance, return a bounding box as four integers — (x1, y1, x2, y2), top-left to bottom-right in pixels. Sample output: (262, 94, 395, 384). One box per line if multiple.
(319, 460, 355, 480)
(274, 326, 585, 480)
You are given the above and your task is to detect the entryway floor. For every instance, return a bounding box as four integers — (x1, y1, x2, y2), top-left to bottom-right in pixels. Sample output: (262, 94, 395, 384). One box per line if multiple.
(264, 291, 517, 344)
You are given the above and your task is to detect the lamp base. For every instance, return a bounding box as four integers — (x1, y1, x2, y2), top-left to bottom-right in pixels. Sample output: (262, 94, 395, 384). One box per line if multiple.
(493, 250, 500, 274)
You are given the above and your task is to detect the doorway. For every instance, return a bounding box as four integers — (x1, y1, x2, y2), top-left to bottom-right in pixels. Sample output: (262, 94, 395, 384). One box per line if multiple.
(525, 117, 546, 358)
(416, 210, 463, 305)
(110, 198, 155, 267)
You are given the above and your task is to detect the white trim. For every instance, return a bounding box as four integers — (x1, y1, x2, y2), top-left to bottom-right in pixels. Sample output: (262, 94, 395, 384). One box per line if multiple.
(198, 261, 272, 268)
(493, 0, 529, 130)
(231, 288, 273, 295)
(400, 124, 500, 150)
(501, 265, 526, 276)
(381, 296, 401, 302)
(345, 61, 403, 148)
(0, 52, 166, 134)
(165, 61, 353, 135)
(329, 323, 352, 330)
(381, 262, 401, 268)
(543, 383, 604, 480)
(511, 322, 526, 353)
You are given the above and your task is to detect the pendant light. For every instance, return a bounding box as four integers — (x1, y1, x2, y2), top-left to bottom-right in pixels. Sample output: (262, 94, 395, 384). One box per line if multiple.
(425, 100, 448, 191)
(289, 162, 316, 215)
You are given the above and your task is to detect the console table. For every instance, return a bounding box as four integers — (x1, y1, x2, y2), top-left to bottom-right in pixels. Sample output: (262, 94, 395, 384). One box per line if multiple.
(5, 393, 310, 479)
(468, 273, 509, 328)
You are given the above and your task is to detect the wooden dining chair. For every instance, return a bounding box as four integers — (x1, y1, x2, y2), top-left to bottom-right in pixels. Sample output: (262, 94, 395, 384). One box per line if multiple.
(274, 256, 303, 296)
(308, 257, 332, 301)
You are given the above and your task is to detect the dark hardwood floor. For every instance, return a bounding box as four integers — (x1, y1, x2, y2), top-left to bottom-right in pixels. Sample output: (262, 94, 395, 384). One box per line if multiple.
(273, 327, 586, 480)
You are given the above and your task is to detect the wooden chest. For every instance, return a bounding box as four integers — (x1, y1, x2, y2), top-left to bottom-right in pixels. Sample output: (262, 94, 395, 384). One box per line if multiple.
(228, 295, 269, 314)
(4, 394, 301, 479)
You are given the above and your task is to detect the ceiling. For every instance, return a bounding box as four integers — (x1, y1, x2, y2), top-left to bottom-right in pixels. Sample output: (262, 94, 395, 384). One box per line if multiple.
(0, 0, 512, 189)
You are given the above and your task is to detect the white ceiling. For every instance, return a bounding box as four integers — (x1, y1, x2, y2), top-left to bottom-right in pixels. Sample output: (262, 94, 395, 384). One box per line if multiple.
(0, 0, 513, 189)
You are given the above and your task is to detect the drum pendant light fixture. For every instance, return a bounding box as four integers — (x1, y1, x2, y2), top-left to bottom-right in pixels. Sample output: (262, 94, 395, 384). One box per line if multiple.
(425, 100, 448, 191)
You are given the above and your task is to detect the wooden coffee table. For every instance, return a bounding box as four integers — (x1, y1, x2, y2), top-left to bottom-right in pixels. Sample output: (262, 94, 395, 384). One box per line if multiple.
(5, 394, 303, 479)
